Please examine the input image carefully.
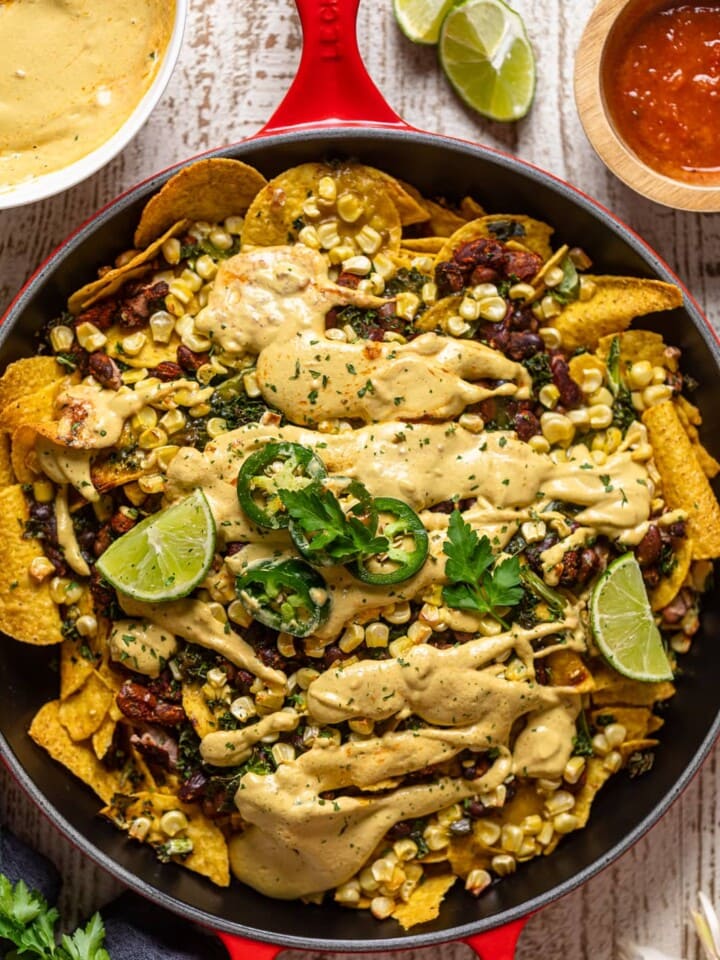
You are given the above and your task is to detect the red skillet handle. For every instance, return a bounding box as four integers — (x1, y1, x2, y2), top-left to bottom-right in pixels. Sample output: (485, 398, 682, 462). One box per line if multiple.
(256, 0, 411, 135)
(216, 916, 528, 958)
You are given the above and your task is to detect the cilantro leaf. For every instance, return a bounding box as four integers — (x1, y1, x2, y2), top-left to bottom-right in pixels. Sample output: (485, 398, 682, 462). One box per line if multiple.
(0, 872, 110, 960)
(280, 483, 388, 564)
(442, 511, 523, 625)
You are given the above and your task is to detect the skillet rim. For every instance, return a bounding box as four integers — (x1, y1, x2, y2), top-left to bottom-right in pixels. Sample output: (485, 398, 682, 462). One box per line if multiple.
(2, 125, 720, 951)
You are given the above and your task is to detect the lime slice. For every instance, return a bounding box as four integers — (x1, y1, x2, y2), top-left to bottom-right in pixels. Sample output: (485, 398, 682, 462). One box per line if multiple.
(590, 553, 673, 682)
(438, 0, 536, 122)
(393, 0, 456, 44)
(96, 489, 215, 602)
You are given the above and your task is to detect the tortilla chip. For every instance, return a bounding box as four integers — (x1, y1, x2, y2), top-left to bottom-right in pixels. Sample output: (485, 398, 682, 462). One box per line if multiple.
(546, 649, 595, 692)
(392, 874, 457, 929)
(69, 221, 187, 315)
(643, 400, 720, 559)
(553, 278, 682, 352)
(60, 639, 96, 699)
(0, 357, 63, 414)
(417, 197, 467, 237)
(596, 330, 679, 373)
(413, 294, 463, 333)
(590, 706, 662, 741)
(92, 712, 119, 760)
(102, 791, 230, 886)
(29, 701, 122, 803)
(436, 215, 554, 265)
(242, 162, 402, 256)
(572, 757, 614, 828)
(134, 159, 268, 248)
(182, 683, 219, 738)
(693, 442, 720, 479)
(104, 326, 180, 370)
(58, 670, 113, 741)
(366, 173, 428, 226)
(0, 380, 63, 435)
(9, 426, 40, 483)
(400, 237, 445, 254)
(0, 433, 14, 484)
(91, 453, 147, 494)
(0, 484, 63, 645)
(459, 196, 487, 220)
(672, 396, 720, 478)
(650, 536, 693, 611)
(591, 662, 675, 708)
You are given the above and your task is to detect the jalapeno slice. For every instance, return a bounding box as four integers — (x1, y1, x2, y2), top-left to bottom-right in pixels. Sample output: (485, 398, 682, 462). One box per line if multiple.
(287, 477, 380, 566)
(350, 497, 429, 585)
(235, 558, 330, 638)
(236, 442, 327, 529)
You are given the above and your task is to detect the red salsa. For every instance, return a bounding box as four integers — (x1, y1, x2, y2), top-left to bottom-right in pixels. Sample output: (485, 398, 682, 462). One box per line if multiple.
(603, 3, 720, 184)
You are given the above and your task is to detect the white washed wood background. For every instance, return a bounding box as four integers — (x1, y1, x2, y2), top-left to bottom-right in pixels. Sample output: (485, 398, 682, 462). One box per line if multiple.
(1, 1, 719, 958)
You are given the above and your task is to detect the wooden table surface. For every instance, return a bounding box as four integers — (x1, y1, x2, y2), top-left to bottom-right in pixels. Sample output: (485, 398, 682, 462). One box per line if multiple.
(1, 2, 718, 958)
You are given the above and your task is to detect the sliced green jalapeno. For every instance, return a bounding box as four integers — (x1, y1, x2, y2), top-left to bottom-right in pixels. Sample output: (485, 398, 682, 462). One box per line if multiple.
(236, 442, 327, 529)
(286, 477, 380, 566)
(235, 558, 330, 637)
(351, 497, 429, 585)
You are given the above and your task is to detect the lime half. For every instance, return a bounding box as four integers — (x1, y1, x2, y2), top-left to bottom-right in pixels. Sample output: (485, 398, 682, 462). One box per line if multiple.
(590, 553, 673, 683)
(393, 0, 456, 44)
(439, 0, 536, 122)
(96, 489, 216, 603)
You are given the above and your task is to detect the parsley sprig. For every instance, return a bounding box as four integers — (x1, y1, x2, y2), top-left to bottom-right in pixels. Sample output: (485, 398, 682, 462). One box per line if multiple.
(279, 484, 388, 564)
(442, 510, 523, 626)
(0, 874, 110, 959)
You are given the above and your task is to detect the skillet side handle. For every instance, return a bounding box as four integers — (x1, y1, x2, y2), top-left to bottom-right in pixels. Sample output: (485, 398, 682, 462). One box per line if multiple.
(257, 0, 409, 135)
(215, 916, 529, 959)
(462, 916, 529, 959)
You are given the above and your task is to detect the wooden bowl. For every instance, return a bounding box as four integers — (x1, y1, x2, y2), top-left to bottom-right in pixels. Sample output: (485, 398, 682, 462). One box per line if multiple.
(574, 0, 720, 212)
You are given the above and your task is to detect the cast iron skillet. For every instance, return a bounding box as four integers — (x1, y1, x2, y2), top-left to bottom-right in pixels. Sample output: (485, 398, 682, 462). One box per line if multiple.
(2, 2, 720, 957)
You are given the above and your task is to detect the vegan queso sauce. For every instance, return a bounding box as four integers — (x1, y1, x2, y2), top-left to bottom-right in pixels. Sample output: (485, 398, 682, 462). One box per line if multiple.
(603, 3, 720, 184)
(0, 0, 174, 191)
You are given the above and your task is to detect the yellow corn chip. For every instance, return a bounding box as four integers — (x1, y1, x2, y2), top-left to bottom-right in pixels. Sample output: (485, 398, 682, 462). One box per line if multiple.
(58, 670, 113, 741)
(104, 326, 180, 369)
(650, 536, 693, 611)
(392, 873, 457, 929)
(459, 196, 487, 219)
(436, 215, 554, 264)
(134, 158, 268, 248)
(0, 379, 63, 435)
(643, 400, 720, 559)
(591, 662, 675, 707)
(60, 639, 96, 699)
(573, 757, 614, 828)
(367, 173, 429, 226)
(413, 294, 462, 333)
(242, 162, 402, 256)
(590, 706, 662, 741)
(554, 278, 682, 352)
(546, 649, 595, 693)
(417, 197, 467, 237)
(0, 433, 14, 484)
(91, 712, 118, 760)
(0, 357, 63, 413)
(9, 426, 40, 483)
(596, 330, 679, 373)
(29, 701, 122, 803)
(69, 221, 187, 314)
(0, 484, 63, 645)
(91, 454, 147, 494)
(182, 683, 219, 738)
(400, 237, 445, 254)
(102, 791, 230, 886)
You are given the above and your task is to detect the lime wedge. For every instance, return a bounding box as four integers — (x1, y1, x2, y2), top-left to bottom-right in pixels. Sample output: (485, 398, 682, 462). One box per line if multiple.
(96, 489, 216, 602)
(393, 0, 456, 44)
(438, 0, 536, 122)
(590, 553, 673, 683)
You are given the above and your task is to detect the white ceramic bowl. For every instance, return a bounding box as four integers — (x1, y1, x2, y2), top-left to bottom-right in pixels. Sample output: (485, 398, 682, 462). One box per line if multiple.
(0, 0, 188, 211)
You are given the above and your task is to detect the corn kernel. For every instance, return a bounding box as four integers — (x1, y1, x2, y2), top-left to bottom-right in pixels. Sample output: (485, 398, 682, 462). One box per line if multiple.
(206, 417, 228, 439)
(365, 621, 390, 647)
(538, 383, 560, 409)
(536, 821, 555, 846)
(373, 252, 395, 279)
(491, 854, 516, 876)
(338, 623, 365, 652)
(159, 408, 187, 434)
(563, 756, 586, 784)
(520, 520, 546, 543)
(553, 813, 580, 834)
(477, 296, 507, 322)
(76, 322, 107, 352)
(393, 838, 419, 861)
(540, 412, 575, 447)
(384, 602, 411, 625)
(230, 696, 256, 722)
(501, 824, 524, 853)
(334, 880, 361, 905)
(476, 821, 501, 846)
(541, 294, 561, 319)
(348, 717, 374, 735)
(159, 810, 188, 837)
(342, 254, 372, 276)
(472, 282, 498, 299)
(271, 742, 296, 766)
(459, 297, 480, 321)
(408, 621, 433, 644)
(447, 315, 471, 337)
(29, 556, 56, 582)
(592, 732, 610, 756)
(509, 282, 535, 300)
(370, 896, 394, 920)
(49, 324, 74, 353)
(538, 326, 562, 349)
(528, 435, 550, 454)
(297, 225, 321, 249)
(317, 175, 337, 201)
(337, 192, 364, 223)
(149, 310, 175, 343)
(458, 412, 485, 432)
(388, 635, 413, 658)
(465, 869, 492, 895)
(588, 404, 613, 430)
(578, 276, 597, 300)
(209, 228, 233, 251)
(138, 474, 165, 495)
(356, 224, 382, 256)
(181, 331, 212, 353)
(423, 824, 449, 851)
(316, 221, 341, 250)
(128, 817, 152, 841)
(243, 370, 261, 398)
(642, 383, 673, 407)
(604, 723, 627, 748)
(421, 281, 438, 304)
(138, 426, 168, 450)
(544, 790, 576, 816)
(521, 815, 544, 836)
(395, 292, 420, 321)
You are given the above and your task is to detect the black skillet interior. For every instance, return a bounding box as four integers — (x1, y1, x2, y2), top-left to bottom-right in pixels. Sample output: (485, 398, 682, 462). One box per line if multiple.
(2, 129, 720, 952)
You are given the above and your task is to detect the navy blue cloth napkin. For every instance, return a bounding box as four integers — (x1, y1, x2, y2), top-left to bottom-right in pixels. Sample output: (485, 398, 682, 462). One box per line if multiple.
(0, 824, 227, 959)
